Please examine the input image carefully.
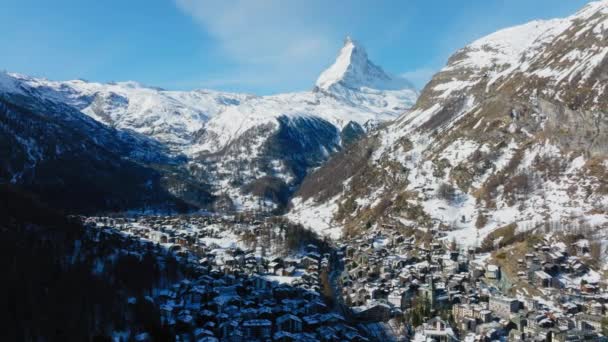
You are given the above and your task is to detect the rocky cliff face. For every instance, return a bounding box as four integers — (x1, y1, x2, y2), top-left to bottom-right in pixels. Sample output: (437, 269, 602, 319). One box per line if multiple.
(289, 1, 608, 245)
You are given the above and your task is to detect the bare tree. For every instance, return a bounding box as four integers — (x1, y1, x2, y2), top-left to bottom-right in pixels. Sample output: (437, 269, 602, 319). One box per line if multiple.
(437, 182, 456, 202)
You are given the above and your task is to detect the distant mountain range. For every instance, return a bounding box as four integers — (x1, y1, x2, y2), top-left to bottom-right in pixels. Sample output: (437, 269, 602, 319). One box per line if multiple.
(0, 37, 417, 213)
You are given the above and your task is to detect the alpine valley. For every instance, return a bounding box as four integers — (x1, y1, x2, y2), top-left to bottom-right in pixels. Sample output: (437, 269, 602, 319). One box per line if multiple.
(0, 36, 417, 213)
(4, 2, 608, 342)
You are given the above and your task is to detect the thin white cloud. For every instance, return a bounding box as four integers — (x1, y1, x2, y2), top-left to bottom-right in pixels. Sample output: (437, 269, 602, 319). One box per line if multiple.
(174, 0, 420, 93)
(174, 0, 340, 91)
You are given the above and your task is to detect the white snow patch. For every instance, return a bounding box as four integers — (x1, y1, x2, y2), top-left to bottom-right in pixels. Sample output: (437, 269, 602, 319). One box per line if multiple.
(287, 196, 342, 239)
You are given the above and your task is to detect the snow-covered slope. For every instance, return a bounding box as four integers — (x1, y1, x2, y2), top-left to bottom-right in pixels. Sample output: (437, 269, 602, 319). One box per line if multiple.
(191, 88, 414, 155)
(9, 38, 417, 157)
(407, 0, 608, 119)
(187, 39, 417, 210)
(290, 1, 608, 243)
(8, 74, 253, 148)
(0, 38, 417, 211)
(0, 77, 212, 212)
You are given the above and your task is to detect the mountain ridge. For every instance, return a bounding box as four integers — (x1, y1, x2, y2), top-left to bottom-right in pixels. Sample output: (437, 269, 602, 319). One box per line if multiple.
(288, 1, 608, 247)
(0, 38, 418, 212)
(315, 36, 414, 92)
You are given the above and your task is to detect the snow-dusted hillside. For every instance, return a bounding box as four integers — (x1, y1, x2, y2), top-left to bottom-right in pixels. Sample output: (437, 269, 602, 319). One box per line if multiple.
(0, 38, 417, 211)
(0, 80, 210, 212)
(290, 1, 608, 245)
(8, 74, 253, 149)
(191, 88, 414, 155)
(7, 38, 416, 157)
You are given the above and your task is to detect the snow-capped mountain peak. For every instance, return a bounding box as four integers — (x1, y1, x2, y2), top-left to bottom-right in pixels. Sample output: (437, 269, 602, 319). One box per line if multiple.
(315, 36, 366, 90)
(315, 36, 414, 92)
(449, 0, 608, 75)
(291, 1, 608, 243)
(0, 38, 420, 211)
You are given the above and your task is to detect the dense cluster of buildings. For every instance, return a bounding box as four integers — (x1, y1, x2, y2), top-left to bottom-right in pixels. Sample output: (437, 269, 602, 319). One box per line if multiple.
(79, 214, 608, 341)
(336, 228, 608, 341)
(83, 215, 368, 342)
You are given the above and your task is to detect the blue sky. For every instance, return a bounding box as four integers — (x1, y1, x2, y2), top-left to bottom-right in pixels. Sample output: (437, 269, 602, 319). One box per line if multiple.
(0, 0, 592, 94)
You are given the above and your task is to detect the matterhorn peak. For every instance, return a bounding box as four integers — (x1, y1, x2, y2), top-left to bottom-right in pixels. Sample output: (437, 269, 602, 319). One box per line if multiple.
(315, 36, 414, 92)
(343, 35, 355, 45)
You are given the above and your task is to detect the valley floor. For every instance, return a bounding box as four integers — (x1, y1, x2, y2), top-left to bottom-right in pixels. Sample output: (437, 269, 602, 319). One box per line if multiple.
(73, 210, 608, 341)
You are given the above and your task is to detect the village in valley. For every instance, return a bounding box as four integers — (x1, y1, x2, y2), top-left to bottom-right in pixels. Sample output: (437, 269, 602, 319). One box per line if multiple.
(79, 213, 608, 342)
(80, 214, 365, 342)
(336, 223, 607, 341)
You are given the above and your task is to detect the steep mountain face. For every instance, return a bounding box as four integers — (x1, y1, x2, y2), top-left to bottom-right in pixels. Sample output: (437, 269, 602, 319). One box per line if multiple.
(289, 1, 608, 244)
(316, 36, 414, 91)
(314, 36, 416, 112)
(0, 80, 212, 213)
(3, 38, 417, 212)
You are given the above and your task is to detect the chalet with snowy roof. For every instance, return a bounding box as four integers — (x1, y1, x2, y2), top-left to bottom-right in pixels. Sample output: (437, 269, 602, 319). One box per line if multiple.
(352, 302, 391, 322)
(485, 264, 500, 280)
(242, 319, 272, 340)
(414, 317, 457, 342)
(276, 313, 303, 333)
(533, 270, 554, 288)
